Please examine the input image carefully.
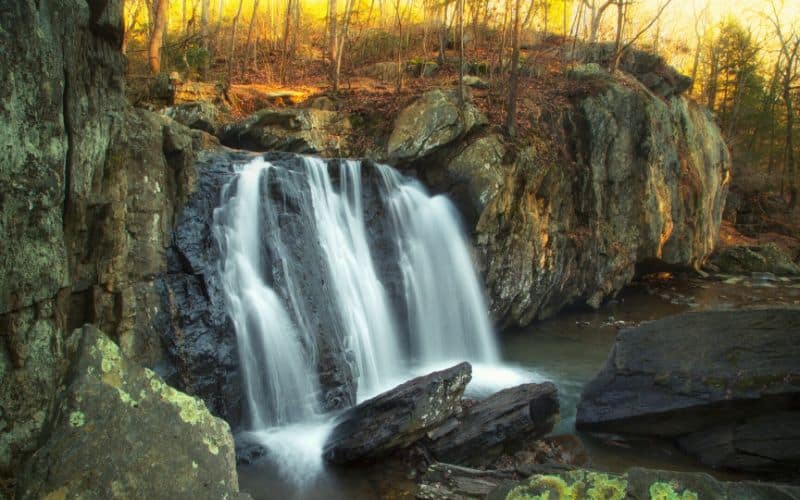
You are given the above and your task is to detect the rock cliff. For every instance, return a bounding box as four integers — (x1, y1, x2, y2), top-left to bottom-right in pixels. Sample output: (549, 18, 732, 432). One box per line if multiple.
(403, 67, 730, 326)
(0, 0, 224, 491)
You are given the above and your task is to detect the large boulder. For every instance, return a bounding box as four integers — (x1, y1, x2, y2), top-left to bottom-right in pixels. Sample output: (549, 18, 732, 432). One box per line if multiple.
(710, 243, 800, 276)
(576, 308, 800, 476)
(470, 66, 730, 325)
(569, 42, 693, 98)
(219, 108, 350, 156)
(163, 101, 224, 135)
(17, 325, 246, 499)
(426, 382, 559, 466)
(387, 89, 487, 161)
(323, 363, 472, 464)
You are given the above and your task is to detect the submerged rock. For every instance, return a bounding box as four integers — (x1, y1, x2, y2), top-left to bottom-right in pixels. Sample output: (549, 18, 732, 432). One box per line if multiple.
(576, 308, 800, 476)
(387, 89, 486, 161)
(323, 363, 472, 464)
(427, 382, 559, 466)
(219, 107, 350, 156)
(17, 325, 246, 499)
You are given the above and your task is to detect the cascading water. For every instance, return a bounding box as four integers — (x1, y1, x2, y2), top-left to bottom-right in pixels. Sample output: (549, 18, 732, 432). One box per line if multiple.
(213, 154, 530, 486)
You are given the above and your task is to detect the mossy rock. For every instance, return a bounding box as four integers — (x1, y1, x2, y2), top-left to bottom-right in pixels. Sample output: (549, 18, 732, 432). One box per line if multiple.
(16, 325, 248, 499)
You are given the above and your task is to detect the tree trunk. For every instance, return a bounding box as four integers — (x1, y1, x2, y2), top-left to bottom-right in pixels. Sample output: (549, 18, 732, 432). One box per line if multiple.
(228, 0, 245, 75)
(280, 0, 293, 83)
(327, 0, 338, 67)
(244, 0, 261, 72)
(200, 0, 210, 47)
(332, 0, 354, 92)
(504, 0, 521, 136)
(148, 0, 169, 74)
(457, 0, 465, 105)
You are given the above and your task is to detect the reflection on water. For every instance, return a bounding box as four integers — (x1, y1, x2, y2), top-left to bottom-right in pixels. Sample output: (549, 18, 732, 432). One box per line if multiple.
(239, 274, 800, 498)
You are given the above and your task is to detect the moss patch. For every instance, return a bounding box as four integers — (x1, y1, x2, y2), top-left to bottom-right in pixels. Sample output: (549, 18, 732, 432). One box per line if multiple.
(507, 470, 628, 500)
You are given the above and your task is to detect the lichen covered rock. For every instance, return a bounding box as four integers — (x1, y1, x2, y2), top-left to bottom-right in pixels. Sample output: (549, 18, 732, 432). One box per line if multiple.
(219, 107, 350, 156)
(17, 325, 246, 499)
(387, 89, 486, 161)
(471, 67, 730, 325)
(710, 243, 800, 276)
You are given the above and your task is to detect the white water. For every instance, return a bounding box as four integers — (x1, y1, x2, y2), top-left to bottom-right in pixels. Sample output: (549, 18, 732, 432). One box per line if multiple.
(214, 155, 534, 486)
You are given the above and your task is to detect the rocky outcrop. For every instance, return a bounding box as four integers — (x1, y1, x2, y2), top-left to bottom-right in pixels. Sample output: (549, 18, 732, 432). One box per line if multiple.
(219, 108, 350, 156)
(323, 363, 472, 464)
(387, 89, 486, 161)
(164, 101, 225, 134)
(17, 325, 245, 499)
(710, 243, 800, 276)
(576, 308, 800, 476)
(569, 43, 693, 98)
(440, 65, 728, 325)
(0, 0, 216, 486)
(426, 383, 559, 466)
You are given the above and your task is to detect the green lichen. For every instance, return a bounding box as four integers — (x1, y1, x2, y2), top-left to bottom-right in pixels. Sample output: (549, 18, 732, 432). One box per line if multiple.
(506, 471, 628, 500)
(203, 436, 220, 455)
(649, 481, 698, 500)
(144, 368, 209, 425)
(69, 411, 85, 428)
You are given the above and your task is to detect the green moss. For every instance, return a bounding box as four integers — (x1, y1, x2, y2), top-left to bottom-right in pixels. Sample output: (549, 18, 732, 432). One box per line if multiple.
(506, 471, 628, 500)
(69, 411, 85, 428)
(649, 481, 698, 500)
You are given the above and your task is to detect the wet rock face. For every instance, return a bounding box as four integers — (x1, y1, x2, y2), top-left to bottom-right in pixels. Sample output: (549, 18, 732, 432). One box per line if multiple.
(426, 382, 559, 467)
(576, 308, 800, 476)
(470, 69, 730, 325)
(323, 363, 473, 464)
(17, 325, 246, 499)
(160, 153, 407, 425)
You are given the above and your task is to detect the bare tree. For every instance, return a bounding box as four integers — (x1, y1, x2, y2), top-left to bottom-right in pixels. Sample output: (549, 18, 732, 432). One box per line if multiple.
(765, 0, 800, 208)
(244, 0, 261, 71)
(332, 0, 356, 92)
(581, 0, 614, 43)
(122, 0, 144, 55)
(228, 0, 245, 75)
(505, 0, 523, 136)
(610, 0, 673, 72)
(458, 0, 465, 105)
(689, 0, 710, 94)
(200, 0, 210, 48)
(148, 0, 169, 74)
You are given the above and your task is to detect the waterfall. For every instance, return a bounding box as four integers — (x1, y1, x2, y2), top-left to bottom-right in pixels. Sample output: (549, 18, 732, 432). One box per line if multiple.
(213, 155, 508, 481)
(377, 165, 500, 366)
